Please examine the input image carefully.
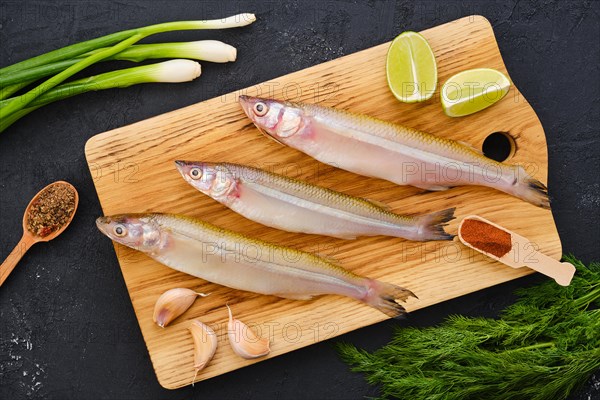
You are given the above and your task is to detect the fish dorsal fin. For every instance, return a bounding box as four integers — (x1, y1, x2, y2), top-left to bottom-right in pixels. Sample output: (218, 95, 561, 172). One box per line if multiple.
(458, 140, 483, 155)
(365, 198, 393, 211)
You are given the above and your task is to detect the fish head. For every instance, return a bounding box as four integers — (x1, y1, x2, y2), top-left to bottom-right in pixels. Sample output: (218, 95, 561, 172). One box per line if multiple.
(239, 95, 308, 145)
(175, 161, 237, 200)
(96, 214, 163, 252)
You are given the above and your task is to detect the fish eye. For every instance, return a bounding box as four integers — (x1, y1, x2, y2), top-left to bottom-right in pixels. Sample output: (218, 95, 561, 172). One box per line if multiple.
(113, 224, 127, 237)
(253, 102, 268, 117)
(190, 167, 202, 180)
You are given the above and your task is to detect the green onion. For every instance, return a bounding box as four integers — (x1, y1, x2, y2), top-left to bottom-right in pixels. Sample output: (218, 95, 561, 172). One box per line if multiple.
(0, 34, 144, 120)
(0, 13, 255, 133)
(1, 60, 75, 89)
(0, 40, 237, 88)
(1, 14, 255, 119)
(0, 81, 34, 100)
(0, 13, 255, 76)
(114, 40, 237, 63)
(0, 60, 201, 133)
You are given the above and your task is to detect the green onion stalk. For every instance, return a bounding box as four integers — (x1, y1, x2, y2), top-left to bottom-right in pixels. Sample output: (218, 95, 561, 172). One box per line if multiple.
(0, 13, 254, 75)
(0, 59, 202, 133)
(0, 13, 255, 128)
(0, 34, 144, 120)
(0, 81, 34, 100)
(0, 40, 237, 88)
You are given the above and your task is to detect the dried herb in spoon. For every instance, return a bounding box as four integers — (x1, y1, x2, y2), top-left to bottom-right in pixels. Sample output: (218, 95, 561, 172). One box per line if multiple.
(26, 182, 76, 237)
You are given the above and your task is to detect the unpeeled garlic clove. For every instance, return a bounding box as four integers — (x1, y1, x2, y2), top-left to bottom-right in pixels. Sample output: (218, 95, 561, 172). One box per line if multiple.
(226, 304, 270, 359)
(189, 320, 218, 385)
(153, 288, 209, 328)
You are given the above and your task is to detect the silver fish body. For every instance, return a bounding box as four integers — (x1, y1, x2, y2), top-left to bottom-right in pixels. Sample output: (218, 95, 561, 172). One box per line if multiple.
(176, 161, 454, 241)
(238, 96, 549, 209)
(96, 213, 415, 318)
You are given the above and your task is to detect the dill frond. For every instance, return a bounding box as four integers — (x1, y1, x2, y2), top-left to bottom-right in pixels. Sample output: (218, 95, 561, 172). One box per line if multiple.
(337, 256, 600, 399)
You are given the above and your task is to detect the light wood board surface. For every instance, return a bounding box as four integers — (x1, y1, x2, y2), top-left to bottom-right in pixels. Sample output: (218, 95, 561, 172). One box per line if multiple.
(85, 15, 561, 389)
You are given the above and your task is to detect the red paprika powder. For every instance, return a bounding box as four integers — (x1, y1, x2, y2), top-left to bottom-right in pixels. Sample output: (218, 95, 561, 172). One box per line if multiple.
(461, 219, 512, 258)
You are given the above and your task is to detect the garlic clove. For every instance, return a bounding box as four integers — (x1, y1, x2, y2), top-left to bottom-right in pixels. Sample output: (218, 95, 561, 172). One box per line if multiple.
(226, 304, 270, 359)
(153, 288, 209, 328)
(188, 320, 218, 385)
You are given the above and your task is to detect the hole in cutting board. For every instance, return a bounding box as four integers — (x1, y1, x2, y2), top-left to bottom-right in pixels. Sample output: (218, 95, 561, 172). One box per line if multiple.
(482, 132, 516, 162)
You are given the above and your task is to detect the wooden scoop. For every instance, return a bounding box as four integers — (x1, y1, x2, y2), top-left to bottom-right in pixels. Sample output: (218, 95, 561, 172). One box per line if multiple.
(458, 215, 575, 286)
(0, 181, 78, 286)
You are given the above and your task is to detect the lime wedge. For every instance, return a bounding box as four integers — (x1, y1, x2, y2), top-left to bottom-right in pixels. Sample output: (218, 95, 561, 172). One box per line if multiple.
(441, 68, 511, 117)
(386, 31, 437, 103)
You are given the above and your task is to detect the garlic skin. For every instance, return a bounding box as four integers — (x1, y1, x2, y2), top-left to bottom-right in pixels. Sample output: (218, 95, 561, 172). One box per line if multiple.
(226, 304, 270, 359)
(153, 288, 209, 327)
(189, 320, 218, 384)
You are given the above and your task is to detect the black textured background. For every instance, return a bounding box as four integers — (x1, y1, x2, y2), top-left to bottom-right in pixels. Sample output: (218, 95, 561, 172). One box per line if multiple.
(1, 1, 599, 399)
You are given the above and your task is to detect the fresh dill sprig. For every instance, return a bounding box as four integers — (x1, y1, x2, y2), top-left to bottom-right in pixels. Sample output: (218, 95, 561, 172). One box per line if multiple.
(337, 255, 600, 400)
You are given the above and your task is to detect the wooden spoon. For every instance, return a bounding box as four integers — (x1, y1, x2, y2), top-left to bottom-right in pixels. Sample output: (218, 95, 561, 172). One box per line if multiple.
(458, 215, 575, 286)
(0, 181, 78, 286)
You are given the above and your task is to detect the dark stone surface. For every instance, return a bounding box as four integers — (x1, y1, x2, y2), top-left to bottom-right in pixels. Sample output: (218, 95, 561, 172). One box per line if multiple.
(0, 0, 598, 399)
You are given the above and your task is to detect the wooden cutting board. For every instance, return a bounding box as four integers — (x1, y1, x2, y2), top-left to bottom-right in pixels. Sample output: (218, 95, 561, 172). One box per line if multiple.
(85, 15, 561, 389)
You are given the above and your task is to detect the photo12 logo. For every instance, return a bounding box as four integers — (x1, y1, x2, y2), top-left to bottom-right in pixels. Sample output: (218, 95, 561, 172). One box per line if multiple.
(200, 319, 340, 345)
(220, 80, 340, 105)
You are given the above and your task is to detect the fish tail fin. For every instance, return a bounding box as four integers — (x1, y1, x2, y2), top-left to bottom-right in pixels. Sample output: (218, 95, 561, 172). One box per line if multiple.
(414, 207, 456, 241)
(508, 166, 550, 209)
(362, 279, 417, 319)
